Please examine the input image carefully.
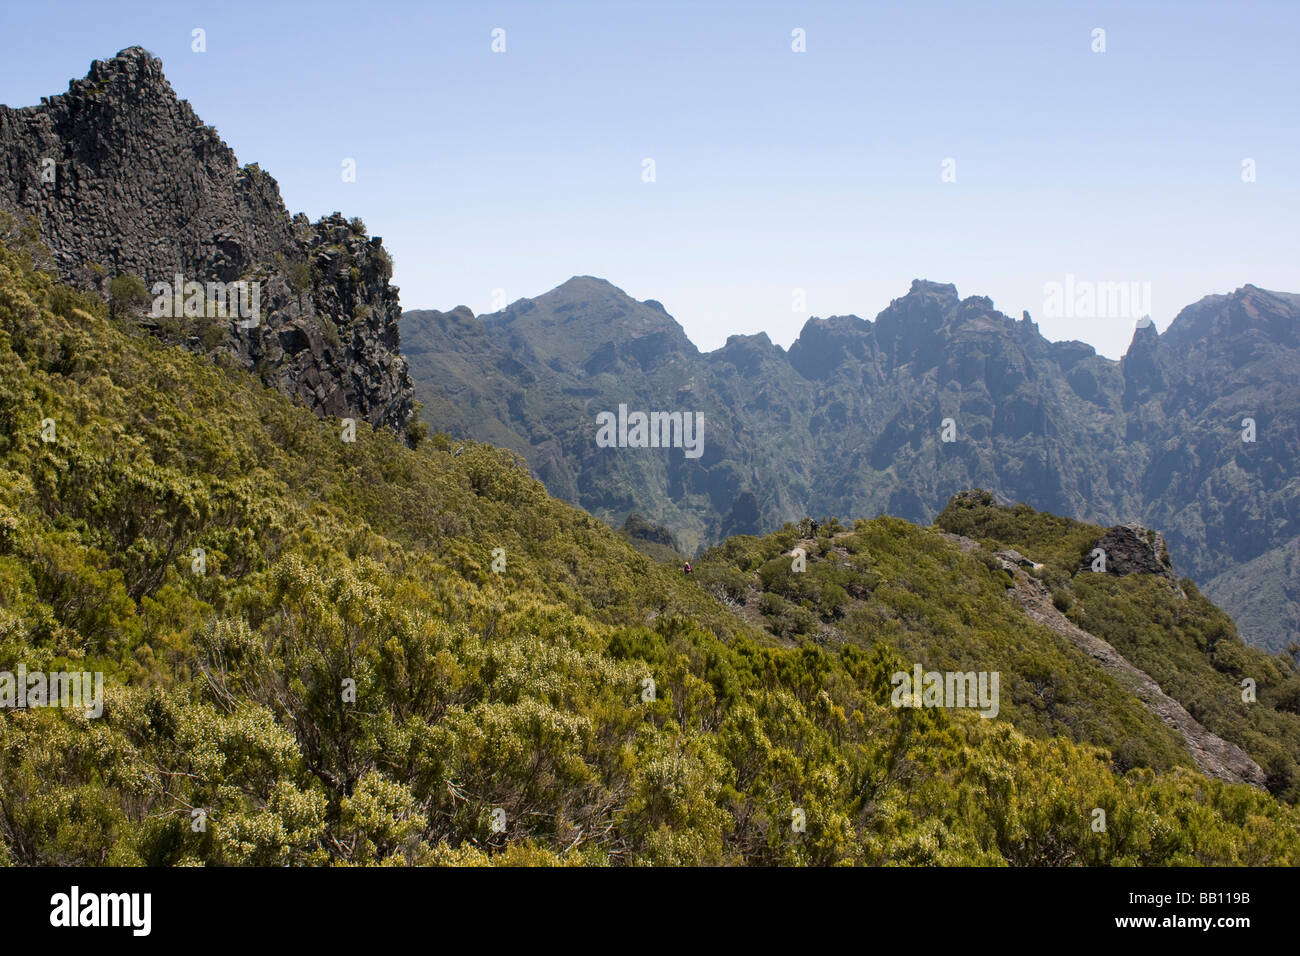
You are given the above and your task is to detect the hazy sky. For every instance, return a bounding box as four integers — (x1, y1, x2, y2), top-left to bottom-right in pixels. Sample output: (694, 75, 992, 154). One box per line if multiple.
(2, 0, 1297, 358)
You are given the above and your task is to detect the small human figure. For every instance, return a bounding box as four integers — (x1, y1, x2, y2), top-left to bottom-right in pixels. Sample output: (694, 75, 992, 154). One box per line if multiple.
(683, 562, 693, 575)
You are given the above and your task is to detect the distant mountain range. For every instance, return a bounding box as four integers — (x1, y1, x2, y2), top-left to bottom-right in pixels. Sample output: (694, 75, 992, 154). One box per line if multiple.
(402, 277, 1300, 652)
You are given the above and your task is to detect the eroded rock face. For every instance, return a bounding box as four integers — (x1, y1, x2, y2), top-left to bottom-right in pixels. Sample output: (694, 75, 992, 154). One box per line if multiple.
(0, 46, 413, 433)
(1081, 524, 1175, 579)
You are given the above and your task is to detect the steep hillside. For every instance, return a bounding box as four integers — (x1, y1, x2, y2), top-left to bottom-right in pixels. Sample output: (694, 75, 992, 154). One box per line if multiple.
(402, 278, 1300, 651)
(1206, 539, 1300, 658)
(5, 237, 1300, 865)
(0, 47, 413, 431)
(934, 490, 1300, 801)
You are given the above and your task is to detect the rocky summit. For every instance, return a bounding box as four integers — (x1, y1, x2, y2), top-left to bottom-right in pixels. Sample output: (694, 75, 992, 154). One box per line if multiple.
(0, 47, 413, 433)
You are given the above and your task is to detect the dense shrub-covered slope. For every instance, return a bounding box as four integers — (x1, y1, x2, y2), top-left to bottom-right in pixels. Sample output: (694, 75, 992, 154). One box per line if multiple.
(935, 491, 1300, 802)
(2, 237, 1299, 865)
(694, 515, 1199, 775)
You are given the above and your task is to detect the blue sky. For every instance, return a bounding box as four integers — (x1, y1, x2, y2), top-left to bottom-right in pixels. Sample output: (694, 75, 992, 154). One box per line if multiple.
(2, 0, 1297, 358)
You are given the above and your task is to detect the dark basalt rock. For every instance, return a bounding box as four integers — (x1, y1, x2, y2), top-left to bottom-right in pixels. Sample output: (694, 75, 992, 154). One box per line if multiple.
(1081, 524, 1175, 579)
(0, 47, 413, 433)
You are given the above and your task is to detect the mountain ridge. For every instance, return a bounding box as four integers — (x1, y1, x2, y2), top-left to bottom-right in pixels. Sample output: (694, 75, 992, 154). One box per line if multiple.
(403, 275, 1300, 651)
(473, 274, 1298, 365)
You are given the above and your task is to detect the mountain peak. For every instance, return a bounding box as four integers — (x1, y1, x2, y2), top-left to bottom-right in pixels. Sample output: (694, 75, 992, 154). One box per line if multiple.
(0, 47, 414, 432)
(1161, 283, 1300, 352)
(95, 45, 161, 71)
(536, 275, 644, 311)
(73, 46, 173, 102)
(1128, 315, 1159, 349)
(905, 278, 961, 301)
(556, 274, 618, 293)
(482, 275, 697, 365)
(910, 278, 956, 291)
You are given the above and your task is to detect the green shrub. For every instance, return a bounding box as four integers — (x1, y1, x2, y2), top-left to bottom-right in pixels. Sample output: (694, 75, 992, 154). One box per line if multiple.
(108, 272, 149, 319)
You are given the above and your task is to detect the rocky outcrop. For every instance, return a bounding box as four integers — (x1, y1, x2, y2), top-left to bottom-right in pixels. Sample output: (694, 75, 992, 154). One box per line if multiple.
(996, 548, 1043, 571)
(1079, 523, 1175, 579)
(0, 47, 412, 432)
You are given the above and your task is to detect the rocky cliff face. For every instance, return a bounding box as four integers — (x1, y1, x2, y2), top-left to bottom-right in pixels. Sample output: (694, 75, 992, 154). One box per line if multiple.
(0, 47, 412, 432)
